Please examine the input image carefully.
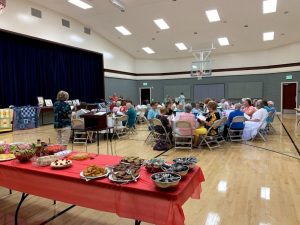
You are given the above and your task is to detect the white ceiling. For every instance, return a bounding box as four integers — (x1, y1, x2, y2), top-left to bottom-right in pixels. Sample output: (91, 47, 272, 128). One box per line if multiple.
(28, 0, 300, 59)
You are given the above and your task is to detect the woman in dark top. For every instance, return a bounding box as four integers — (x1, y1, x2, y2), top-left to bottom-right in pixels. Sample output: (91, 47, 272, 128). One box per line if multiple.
(53, 90, 72, 145)
(165, 102, 173, 116)
(155, 107, 173, 140)
(194, 101, 220, 147)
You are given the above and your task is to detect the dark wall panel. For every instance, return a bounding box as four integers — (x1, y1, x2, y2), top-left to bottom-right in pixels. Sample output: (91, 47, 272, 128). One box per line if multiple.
(136, 71, 300, 111)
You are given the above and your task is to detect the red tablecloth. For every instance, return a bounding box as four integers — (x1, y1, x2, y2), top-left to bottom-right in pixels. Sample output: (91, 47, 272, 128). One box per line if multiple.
(0, 154, 205, 225)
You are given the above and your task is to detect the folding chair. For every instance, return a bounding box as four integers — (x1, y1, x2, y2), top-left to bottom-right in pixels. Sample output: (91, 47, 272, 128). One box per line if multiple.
(216, 116, 227, 143)
(152, 118, 172, 146)
(71, 119, 92, 151)
(144, 118, 157, 145)
(199, 118, 226, 150)
(112, 115, 129, 139)
(227, 116, 247, 142)
(137, 111, 146, 124)
(252, 120, 268, 142)
(266, 111, 276, 134)
(173, 121, 193, 150)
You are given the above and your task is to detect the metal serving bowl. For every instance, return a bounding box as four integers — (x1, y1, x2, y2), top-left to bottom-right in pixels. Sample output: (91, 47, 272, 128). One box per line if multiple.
(151, 172, 181, 189)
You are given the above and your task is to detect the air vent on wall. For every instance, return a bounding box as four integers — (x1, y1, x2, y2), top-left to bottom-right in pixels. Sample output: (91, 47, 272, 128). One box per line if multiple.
(31, 8, 42, 18)
(84, 27, 91, 35)
(62, 19, 70, 28)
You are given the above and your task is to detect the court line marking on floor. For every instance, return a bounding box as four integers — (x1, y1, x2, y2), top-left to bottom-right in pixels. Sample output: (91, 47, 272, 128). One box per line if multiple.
(242, 142, 300, 160)
(276, 115, 300, 156)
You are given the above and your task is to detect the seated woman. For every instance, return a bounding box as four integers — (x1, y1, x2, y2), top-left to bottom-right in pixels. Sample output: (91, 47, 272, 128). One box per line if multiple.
(112, 101, 121, 114)
(242, 100, 268, 141)
(194, 101, 220, 147)
(175, 104, 195, 136)
(174, 103, 184, 112)
(242, 98, 256, 117)
(165, 102, 174, 116)
(222, 103, 245, 138)
(155, 107, 173, 140)
(125, 103, 137, 128)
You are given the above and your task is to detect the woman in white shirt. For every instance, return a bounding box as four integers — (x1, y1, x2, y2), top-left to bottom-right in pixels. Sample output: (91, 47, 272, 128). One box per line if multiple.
(242, 100, 268, 141)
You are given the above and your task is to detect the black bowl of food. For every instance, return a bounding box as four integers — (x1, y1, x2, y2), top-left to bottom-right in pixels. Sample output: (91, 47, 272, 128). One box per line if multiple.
(151, 172, 181, 189)
(161, 163, 189, 177)
(173, 157, 197, 169)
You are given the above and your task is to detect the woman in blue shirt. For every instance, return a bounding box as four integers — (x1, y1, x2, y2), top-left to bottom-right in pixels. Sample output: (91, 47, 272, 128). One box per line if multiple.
(126, 103, 137, 128)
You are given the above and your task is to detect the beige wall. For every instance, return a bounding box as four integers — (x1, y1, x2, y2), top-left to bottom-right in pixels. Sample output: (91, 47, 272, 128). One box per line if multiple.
(1, 0, 300, 77)
(0, 0, 135, 72)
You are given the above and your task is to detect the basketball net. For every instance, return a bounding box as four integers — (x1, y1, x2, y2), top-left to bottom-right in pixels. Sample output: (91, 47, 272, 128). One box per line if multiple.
(196, 70, 203, 80)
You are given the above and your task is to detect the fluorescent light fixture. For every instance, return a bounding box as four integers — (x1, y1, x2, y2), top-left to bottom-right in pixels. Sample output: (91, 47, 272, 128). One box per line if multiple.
(263, 0, 277, 14)
(205, 9, 220, 22)
(68, 0, 93, 9)
(142, 47, 155, 54)
(218, 37, 229, 46)
(263, 31, 274, 41)
(260, 187, 271, 200)
(175, 42, 187, 50)
(153, 19, 170, 30)
(115, 26, 132, 36)
(217, 180, 227, 192)
(205, 212, 220, 225)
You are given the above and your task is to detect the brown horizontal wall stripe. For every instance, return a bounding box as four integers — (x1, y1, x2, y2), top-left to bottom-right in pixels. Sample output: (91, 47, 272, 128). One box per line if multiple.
(105, 62, 300, 77)
(104, 69, 136, 76)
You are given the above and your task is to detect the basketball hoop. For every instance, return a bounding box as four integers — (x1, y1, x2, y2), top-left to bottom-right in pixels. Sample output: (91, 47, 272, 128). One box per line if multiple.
(190, 43, 214, 79)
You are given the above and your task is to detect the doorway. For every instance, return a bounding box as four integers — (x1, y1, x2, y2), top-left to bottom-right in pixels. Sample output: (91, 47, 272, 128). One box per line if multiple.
(281, 82, 298, 114)
(139, 88, 151, 105)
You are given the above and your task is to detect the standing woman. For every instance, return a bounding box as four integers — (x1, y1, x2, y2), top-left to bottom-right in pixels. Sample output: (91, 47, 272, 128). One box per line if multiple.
(53, 90, 72, 145)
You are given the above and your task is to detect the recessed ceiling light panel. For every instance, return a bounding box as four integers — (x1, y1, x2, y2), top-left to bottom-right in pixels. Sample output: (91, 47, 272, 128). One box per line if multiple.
(205, 9, 220, 22)
(175, 42, 187, 50)
(115, 26, 132, 36)
(153, 19, 170, 30)
(263, 31, 274, 41)
(142, 47, 155, 54)
(263, 0, 277, 14)
(218, 37, 229, 46)
(68, 0, 92, 9)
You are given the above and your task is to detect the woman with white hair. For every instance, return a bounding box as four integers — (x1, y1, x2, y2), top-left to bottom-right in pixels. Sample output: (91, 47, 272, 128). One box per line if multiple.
(242, 100, 268, 140)
(126, 102, 137, 128)
(113, 101, 121, 114)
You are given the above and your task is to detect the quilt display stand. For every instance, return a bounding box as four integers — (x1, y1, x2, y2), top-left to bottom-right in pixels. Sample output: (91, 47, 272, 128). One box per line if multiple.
(13, 106, 41, 130)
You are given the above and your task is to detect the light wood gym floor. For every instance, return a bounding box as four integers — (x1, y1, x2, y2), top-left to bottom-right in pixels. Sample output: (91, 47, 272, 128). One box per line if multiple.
(0, 114, 300, 225)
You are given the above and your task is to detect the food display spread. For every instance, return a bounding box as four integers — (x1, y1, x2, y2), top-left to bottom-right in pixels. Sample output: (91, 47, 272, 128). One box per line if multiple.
(0, 142, 198, 189)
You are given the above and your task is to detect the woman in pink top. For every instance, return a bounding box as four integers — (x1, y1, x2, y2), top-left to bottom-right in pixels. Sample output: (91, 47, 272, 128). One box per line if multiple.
(242, 99, 256, 116)
(176, 104, 195, 135)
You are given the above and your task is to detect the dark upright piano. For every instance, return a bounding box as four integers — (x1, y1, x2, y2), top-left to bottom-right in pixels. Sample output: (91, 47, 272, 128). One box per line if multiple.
(80, 112, 112, 154)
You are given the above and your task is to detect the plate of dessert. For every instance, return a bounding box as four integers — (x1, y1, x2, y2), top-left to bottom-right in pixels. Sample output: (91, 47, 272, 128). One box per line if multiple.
(120, 156, 144, 166)
(80, 165, 109, 181)
(109, 163, 140, 183)
(50, 159, 72, 169)
(0, 154, 16, 162)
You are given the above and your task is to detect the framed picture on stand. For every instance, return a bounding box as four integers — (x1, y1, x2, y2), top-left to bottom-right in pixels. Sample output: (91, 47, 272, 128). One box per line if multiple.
(37, 97, 44, 107)
(45, 99, 53, 107)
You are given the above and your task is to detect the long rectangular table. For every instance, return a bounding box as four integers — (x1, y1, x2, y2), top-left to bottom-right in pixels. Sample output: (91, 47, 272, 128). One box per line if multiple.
(0, 154, 205, 225)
